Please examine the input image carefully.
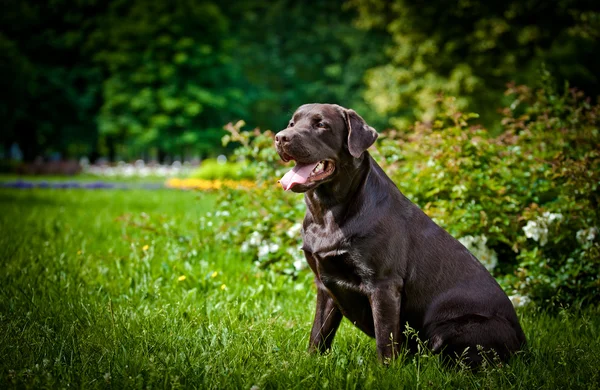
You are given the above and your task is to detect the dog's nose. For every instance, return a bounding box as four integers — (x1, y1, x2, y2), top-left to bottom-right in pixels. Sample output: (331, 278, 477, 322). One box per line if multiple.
(275, 131, 289, 145)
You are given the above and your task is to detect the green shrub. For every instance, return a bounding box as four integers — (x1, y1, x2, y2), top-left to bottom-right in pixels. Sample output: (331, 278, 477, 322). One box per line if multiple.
(189, 158, 255, 180)
(208, 121, 305, 276)
(213, 81, 599, 305)
(373, 79, 599, 306)
(499, 83, 600, 306)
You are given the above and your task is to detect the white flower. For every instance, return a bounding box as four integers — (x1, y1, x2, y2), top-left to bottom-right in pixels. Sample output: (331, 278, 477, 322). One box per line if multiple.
(286, 223, 303, 238)
(543, 212, 563, 223)
(122, 165, 135, 177)
(288, 247, 306, 271)
(257, 244, 270, 258)
(523, 220, 547, 245)
(248, 231, 262, 246)
(523, 212, 563, 246)
(576, 227, 598, 245)
(138, 167, 151, 177)
(451, 184, 467, 196)
(509, 294, 531, 308)
(155, 166, 168, 177)
(458, 234, 498, 271)
(293, 259, 305, 271)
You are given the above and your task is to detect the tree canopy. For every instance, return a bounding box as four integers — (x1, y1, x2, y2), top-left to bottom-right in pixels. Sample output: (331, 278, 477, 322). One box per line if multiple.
(347, 0, 600, 128)
(1, 0, 598, 161)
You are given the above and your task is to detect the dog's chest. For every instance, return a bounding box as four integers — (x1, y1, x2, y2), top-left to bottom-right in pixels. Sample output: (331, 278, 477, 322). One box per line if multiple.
(315, 252, 366, 290)
(302, 211, 376, 294)
(303, 232, 370, 293)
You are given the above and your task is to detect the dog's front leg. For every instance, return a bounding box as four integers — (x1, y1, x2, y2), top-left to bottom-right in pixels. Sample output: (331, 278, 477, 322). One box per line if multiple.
(370, 284, 402, 363)
(309, 285, 343, 353)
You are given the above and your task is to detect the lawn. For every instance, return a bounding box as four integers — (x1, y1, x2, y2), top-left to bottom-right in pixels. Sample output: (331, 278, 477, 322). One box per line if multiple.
(1, 188, 599, 389)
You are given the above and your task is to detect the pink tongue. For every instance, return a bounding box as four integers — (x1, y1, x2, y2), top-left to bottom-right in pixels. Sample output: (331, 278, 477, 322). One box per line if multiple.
(279, 161, 320, 191)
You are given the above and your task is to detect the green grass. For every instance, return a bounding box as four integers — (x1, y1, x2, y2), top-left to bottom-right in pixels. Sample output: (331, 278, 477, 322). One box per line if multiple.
(1, 189, 599, 389)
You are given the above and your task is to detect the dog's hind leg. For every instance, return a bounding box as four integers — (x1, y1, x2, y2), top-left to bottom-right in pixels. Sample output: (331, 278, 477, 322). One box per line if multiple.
(426, 316, 523, 367)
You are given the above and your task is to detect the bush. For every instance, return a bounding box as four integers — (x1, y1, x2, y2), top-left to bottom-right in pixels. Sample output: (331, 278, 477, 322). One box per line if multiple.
(189, 158, 255, 181)
(499, 82, 599, 306)
(208, 121, 306, 276)
(213, 81, 599, 305)
(373, 78, 599, 306)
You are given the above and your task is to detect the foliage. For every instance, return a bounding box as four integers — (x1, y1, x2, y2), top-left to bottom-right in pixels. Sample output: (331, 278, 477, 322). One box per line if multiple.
(211, 121, 306, 276)
(1, 0, 388, 161)
(0, 0, 105, 160)
(91, 0, 244, 159)
(500, 82, 600, 306)
(212, 79, 599, 306)
(2, 189, 600, 388)
(189, 159, 255, 181)
(347, 0, 600, 129)
(372, 78, 599, 306)
(227, 0, 389, 131)
(3, 0, 599, 162)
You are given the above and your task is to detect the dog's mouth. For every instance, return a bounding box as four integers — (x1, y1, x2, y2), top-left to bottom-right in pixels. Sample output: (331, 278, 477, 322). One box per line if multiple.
(278, 159, 335, 191)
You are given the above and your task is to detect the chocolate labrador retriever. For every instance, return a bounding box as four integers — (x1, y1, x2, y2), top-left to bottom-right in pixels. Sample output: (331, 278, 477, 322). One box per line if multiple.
(275, 104, 526, 365)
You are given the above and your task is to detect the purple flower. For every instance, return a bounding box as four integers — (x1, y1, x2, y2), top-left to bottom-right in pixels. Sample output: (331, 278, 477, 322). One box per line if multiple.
(1, 180, 164, 190)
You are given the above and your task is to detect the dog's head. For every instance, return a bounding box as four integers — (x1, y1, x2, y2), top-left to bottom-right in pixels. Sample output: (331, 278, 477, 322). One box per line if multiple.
(275, 104, 378, 192)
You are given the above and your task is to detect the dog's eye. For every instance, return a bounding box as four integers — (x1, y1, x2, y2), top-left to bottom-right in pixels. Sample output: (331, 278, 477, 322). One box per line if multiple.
(316, 122, 326, 128)
(289, 122, 294, 127)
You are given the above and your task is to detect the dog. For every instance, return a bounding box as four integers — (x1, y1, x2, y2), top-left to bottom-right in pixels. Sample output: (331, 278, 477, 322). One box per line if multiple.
(274, 103, 526, 365)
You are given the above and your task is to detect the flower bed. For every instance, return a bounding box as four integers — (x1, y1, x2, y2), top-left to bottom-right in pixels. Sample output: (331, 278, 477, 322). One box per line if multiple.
(165, 178, 255, 191)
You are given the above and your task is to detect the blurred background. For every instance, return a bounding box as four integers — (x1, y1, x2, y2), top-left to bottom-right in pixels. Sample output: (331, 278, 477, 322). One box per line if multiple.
(1, 0, 599, 173)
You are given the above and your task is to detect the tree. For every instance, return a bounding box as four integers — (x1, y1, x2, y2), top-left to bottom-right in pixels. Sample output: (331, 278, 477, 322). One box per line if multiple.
(91, 0, 246, 160)
(227, 0, 389, 131)
(347, 0, 600, 129)
(0, 0, 105, 161)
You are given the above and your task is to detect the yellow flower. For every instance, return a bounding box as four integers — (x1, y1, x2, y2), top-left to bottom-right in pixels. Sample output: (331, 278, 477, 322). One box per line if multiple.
(142, 245, 149, 251)
(178, 275, 186, 282)
(211, 271, 218, 278)
(220, 284, 227, 290)
(77, 250, 82, 255)
(164, 178, 255, 191)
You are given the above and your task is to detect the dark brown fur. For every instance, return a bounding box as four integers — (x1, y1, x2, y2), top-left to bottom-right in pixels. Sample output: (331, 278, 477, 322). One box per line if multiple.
(275, 104, 526, 365)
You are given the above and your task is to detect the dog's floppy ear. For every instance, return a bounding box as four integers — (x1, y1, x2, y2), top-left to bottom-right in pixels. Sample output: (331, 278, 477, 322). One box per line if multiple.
(344, 109, 378, 158)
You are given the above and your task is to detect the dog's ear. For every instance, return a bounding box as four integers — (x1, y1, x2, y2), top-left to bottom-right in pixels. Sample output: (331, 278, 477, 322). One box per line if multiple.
(344, 109, 378, 158)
